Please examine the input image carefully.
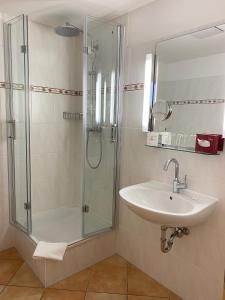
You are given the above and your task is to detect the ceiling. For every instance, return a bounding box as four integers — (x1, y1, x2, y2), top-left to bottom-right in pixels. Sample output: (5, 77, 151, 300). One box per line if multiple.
(0, 0, 156, 27)
(157, 25, 225, 63)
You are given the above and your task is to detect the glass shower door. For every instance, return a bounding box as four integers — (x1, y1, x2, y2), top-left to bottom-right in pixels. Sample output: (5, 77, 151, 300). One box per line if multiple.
(4, 15, 31, 233)
(82, 17, 122, 236)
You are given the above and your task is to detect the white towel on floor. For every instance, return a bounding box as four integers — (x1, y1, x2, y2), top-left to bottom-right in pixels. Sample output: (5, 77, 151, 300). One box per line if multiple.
(33, 241, 67, 261)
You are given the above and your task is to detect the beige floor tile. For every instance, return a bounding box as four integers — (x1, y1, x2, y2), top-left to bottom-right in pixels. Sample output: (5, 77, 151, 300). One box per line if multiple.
(50, 268, 91, 291)
(9, 263, 43, 287)
(0, 259, 23, 285)
(223, 289, 225, 300)
(42, 289, 85, 300)
(88, 255, 127, 294)
(0, 248, 22, 261)
(0, 286, 43, 300)
(128, 296, 169, 300)
(127, 264, 170, 298)
(86, 292, 127, 300)
(169, 292, 183, 300)
(98, 255, 128, 267)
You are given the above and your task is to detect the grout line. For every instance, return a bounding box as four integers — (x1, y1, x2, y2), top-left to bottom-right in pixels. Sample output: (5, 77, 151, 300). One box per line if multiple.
(0, 257, 23, 262)
(126, 259, 128, 299)
(83, 291, 128, 296)
(85, 267, 94, 298)
(128, 296, 169, 299)
(40, 290, 45, 300)
(127, 293, 169, 299)
(0, 285, 6, 295)
(47, 287, 86, 292)
(4, 261, 24, 286)
(6, 284, 44, 289)
(0, 256, 23, 262)
(4, 282, 173, 299)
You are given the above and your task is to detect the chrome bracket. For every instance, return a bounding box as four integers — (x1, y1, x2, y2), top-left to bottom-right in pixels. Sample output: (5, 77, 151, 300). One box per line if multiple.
(111, 124, 118, 143)
(82, 205, 90, 213)
(24, 202, 31, 210)
(83, 46, 89, 55)
(21, 45, 27, 53)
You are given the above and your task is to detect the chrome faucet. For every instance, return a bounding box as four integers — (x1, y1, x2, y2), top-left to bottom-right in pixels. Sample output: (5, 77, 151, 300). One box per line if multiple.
(163, 158, 187, 193)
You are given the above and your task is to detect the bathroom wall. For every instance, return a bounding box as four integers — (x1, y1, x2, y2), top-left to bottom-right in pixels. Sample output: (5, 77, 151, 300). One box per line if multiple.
(158, 53, 225, 101)
(0, 13, 15, 250)
(117, 0, 225, 299)
(155, 54, 225, 135)
(28, 21, 83, 214)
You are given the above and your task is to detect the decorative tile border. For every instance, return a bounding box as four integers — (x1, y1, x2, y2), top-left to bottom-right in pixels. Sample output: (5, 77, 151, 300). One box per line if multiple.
(0, 82, 24, 90)
(31, 85, 82, 96)
(124, 83, 144, 91)
(169, 99, 225, 105)
(1, 80, 225, 105)
(0, 81, 82, 96)
(0, 82, 5, 88)
(123, 82, 225, 105)
(31, 85, 48, 93)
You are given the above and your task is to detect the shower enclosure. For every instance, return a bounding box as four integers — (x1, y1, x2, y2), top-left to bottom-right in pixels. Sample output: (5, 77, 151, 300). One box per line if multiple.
(4, 15, 122, 244)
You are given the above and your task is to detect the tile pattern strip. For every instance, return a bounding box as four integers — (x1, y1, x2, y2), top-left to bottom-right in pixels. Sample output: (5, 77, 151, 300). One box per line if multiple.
(0, 82, 83, 96)
(1, 81, 225, 105)
(123, 82, 225, 105)
(31, 85, 83, 96)
(124, 83, 144, 91)
(169, 99, 225, 105)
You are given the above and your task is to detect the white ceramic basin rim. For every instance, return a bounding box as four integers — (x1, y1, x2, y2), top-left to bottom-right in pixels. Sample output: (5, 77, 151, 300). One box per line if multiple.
(119, 181, 218, 227)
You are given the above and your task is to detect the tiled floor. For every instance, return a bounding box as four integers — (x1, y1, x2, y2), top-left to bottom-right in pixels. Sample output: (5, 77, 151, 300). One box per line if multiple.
(0, 247, 182, 299)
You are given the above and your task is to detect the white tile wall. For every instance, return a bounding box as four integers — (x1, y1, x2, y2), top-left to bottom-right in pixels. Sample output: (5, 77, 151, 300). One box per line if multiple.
(1, 2, 225, 299)
(28, 21, 82, 90)
(117, 1, 225, 299)
(29, 21, 83, 214)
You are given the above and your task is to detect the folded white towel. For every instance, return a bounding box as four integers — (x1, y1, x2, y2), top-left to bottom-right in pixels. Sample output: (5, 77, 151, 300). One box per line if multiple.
(33, 241, 67, 261)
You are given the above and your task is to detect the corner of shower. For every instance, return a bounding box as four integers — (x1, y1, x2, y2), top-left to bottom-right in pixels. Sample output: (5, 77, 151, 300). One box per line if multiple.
(4, 14, 123, 247)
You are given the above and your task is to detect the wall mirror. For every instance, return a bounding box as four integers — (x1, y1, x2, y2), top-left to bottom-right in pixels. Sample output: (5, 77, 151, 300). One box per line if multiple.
(145, 23, 225, 154)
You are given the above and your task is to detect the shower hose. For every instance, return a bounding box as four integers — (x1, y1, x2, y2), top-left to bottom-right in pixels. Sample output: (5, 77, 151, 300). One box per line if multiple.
(86, 128, 102, 169)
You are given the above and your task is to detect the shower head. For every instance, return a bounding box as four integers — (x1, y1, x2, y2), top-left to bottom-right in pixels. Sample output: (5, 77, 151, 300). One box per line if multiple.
(54, 22, 82, 37)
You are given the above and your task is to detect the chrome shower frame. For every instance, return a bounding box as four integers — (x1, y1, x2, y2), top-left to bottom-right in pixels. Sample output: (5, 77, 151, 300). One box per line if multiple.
(4, 15, 32, 234)
(4, 13, 124, 246)
(82, 17, 124, 238)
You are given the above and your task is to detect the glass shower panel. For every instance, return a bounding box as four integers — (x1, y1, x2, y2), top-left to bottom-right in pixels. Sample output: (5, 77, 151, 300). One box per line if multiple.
(4, 15, 31, 232)
(83, 17, 121, 236)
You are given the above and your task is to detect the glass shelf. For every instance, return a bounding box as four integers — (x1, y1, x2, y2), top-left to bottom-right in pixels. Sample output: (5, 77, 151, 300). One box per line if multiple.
(145, 144, 220, 155)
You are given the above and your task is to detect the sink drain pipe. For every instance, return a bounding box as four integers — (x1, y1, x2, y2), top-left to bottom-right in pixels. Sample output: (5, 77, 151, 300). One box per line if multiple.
(161, 225, 190, 253)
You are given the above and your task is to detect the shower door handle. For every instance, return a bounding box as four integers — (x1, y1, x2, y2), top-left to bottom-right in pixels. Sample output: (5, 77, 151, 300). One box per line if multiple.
(7, 120, 16, 140)
(111, 124, 118, 143)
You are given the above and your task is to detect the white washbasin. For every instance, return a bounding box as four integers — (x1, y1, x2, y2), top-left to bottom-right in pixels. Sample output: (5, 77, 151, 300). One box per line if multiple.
(119, 181, 218, 227)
